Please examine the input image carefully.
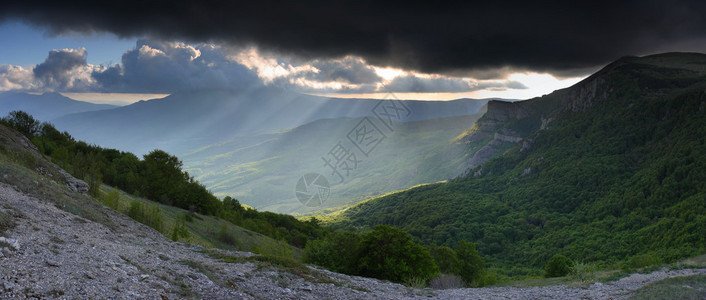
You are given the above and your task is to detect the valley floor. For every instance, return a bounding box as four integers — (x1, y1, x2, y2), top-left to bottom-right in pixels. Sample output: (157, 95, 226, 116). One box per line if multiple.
(0, 182, 703, 299)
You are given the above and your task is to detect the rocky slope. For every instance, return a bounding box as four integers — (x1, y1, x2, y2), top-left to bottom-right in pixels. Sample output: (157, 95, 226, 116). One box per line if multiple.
(0, 124, 704, 298)
(1, 180, 703, 298)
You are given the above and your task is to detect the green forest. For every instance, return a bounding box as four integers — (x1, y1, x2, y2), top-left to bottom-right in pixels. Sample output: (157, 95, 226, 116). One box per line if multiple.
(327, 56, 706, 277)
(0, 111, 483, 286)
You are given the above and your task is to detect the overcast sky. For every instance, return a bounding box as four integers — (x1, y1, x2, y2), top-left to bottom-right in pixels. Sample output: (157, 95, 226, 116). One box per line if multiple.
(1, 1, 706, 104)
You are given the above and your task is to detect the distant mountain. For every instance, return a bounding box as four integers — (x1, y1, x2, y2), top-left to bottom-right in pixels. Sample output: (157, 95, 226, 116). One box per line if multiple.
(49, 89, 493, 212)
(0, 92, 116, 121)
(52, 89, 491, 156)
(327, 53, 706, 276)
(183, 112, 485, 213)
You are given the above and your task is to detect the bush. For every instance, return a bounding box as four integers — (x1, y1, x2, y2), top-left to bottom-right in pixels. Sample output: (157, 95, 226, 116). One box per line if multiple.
(356, 225, 438, 283)
(544, 254, 574, 278)
(455, 240, 486, 286)
(625, 252, 663, 269)
(258, 239, 294, 259)
(358, 225, 439, 283)
(103, 188, 120, 210)
(170, 215, 190, 242)
(403, 276, 428, 289)
(303, 231, 360, 274)
(127, 201, 163, 233)
(430, 245, 460, 274)
(217, 222, 239, 247)
(570, 261, 596, 283)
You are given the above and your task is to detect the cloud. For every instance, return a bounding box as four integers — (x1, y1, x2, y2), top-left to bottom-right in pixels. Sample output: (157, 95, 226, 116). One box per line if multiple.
(91, 40, 262, 93)
(0, 41, 262, 93)
(32, 48, 96, 91)
(305, 57, 381, 84)
(0, 49, 97, 92)
(0, 42, 530, 96)
(0, 65, 35, 91)
(2, 1, 706, 77)
(383, 75, 526, 93)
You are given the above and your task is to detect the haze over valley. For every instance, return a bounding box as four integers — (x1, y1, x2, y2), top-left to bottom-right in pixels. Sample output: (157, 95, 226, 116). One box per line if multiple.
(1, 1, 706, 298)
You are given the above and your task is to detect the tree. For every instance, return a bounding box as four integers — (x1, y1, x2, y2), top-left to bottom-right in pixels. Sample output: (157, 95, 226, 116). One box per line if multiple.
(303, 231, 360, 274)
(3, 110, 41, 137)
(356, 225, 438, 283)
(222, 196, 244, 213)
(544, 254, 573, 278)
(429, 245, 460, 274)
(455, 240, 485, 286)
(140, 149, 185, 203)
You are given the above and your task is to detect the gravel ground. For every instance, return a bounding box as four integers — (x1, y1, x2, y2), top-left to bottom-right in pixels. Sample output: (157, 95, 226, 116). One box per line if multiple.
(1, 182, 703, 299)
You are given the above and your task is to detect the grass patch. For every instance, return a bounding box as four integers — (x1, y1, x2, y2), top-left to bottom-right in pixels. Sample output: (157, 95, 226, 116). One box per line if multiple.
(98, 184, 300, 257)
(403, 276, 428, 289)
(207, 250, 305, 272)
(180, 259, 220, 283)
(569, 261, 597, 284)
(629, 274, 706, 300)
(204, 250, 345, 286)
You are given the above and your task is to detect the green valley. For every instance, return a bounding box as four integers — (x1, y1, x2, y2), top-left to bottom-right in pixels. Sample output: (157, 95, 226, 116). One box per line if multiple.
(183, 113, 485, 214)
(325, 53, 706, 277)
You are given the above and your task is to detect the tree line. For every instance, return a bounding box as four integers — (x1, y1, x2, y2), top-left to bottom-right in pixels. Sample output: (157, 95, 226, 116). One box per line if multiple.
(1, 110, 491, 286)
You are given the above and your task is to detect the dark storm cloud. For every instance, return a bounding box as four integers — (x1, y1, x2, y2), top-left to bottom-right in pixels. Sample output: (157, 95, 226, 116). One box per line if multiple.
(3, 1, 706, 77)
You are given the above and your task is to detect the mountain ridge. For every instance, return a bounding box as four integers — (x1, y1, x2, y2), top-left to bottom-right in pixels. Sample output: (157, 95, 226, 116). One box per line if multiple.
(0, 91, 116, 121)
(326, 52, 706, 276)
(51, 89, 493, 155)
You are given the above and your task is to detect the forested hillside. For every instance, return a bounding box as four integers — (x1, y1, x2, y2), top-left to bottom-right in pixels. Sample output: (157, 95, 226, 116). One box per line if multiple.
(0, 112, 489, 286)
(328, 53, 706, 276)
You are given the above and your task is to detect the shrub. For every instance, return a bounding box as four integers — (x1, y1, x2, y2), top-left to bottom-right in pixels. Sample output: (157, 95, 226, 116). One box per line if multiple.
(356, 225, 439, 283)
(430, 245, 460, 274)
(625, 252, 663, 269)
(403, 276, 428, 289)
(217, 222, 239, 247)
(127, 201, 163, 233)
(455, 240, 486, 286)
(258, 239, 294, 259)
(303, 231, 360, 274)
(544, 254, 574, 277)
(170, 215, 190, 242)
(103, 188, 120, 210)
(570, 261, 596, 283)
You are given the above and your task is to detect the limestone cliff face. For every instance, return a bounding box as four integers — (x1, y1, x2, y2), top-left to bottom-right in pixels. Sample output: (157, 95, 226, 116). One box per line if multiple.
(457, 62, 613, 176)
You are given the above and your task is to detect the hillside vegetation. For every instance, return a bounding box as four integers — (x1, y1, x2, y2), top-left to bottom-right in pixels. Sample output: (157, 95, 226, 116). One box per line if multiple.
(0, 113, 489, 286)
(184, 113, 484, 213)
(327, 53, 706, 277)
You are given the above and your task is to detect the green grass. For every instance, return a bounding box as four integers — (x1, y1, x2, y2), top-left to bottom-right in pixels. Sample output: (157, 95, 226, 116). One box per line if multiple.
(0, 125, 117, 230)
(96, 184, 301, 257)
(629, 275, 706, 300)
(492, 252, 706, 288)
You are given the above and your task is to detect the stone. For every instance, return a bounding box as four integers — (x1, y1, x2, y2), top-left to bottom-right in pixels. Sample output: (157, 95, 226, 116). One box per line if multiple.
(46, 259, 60, 267)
